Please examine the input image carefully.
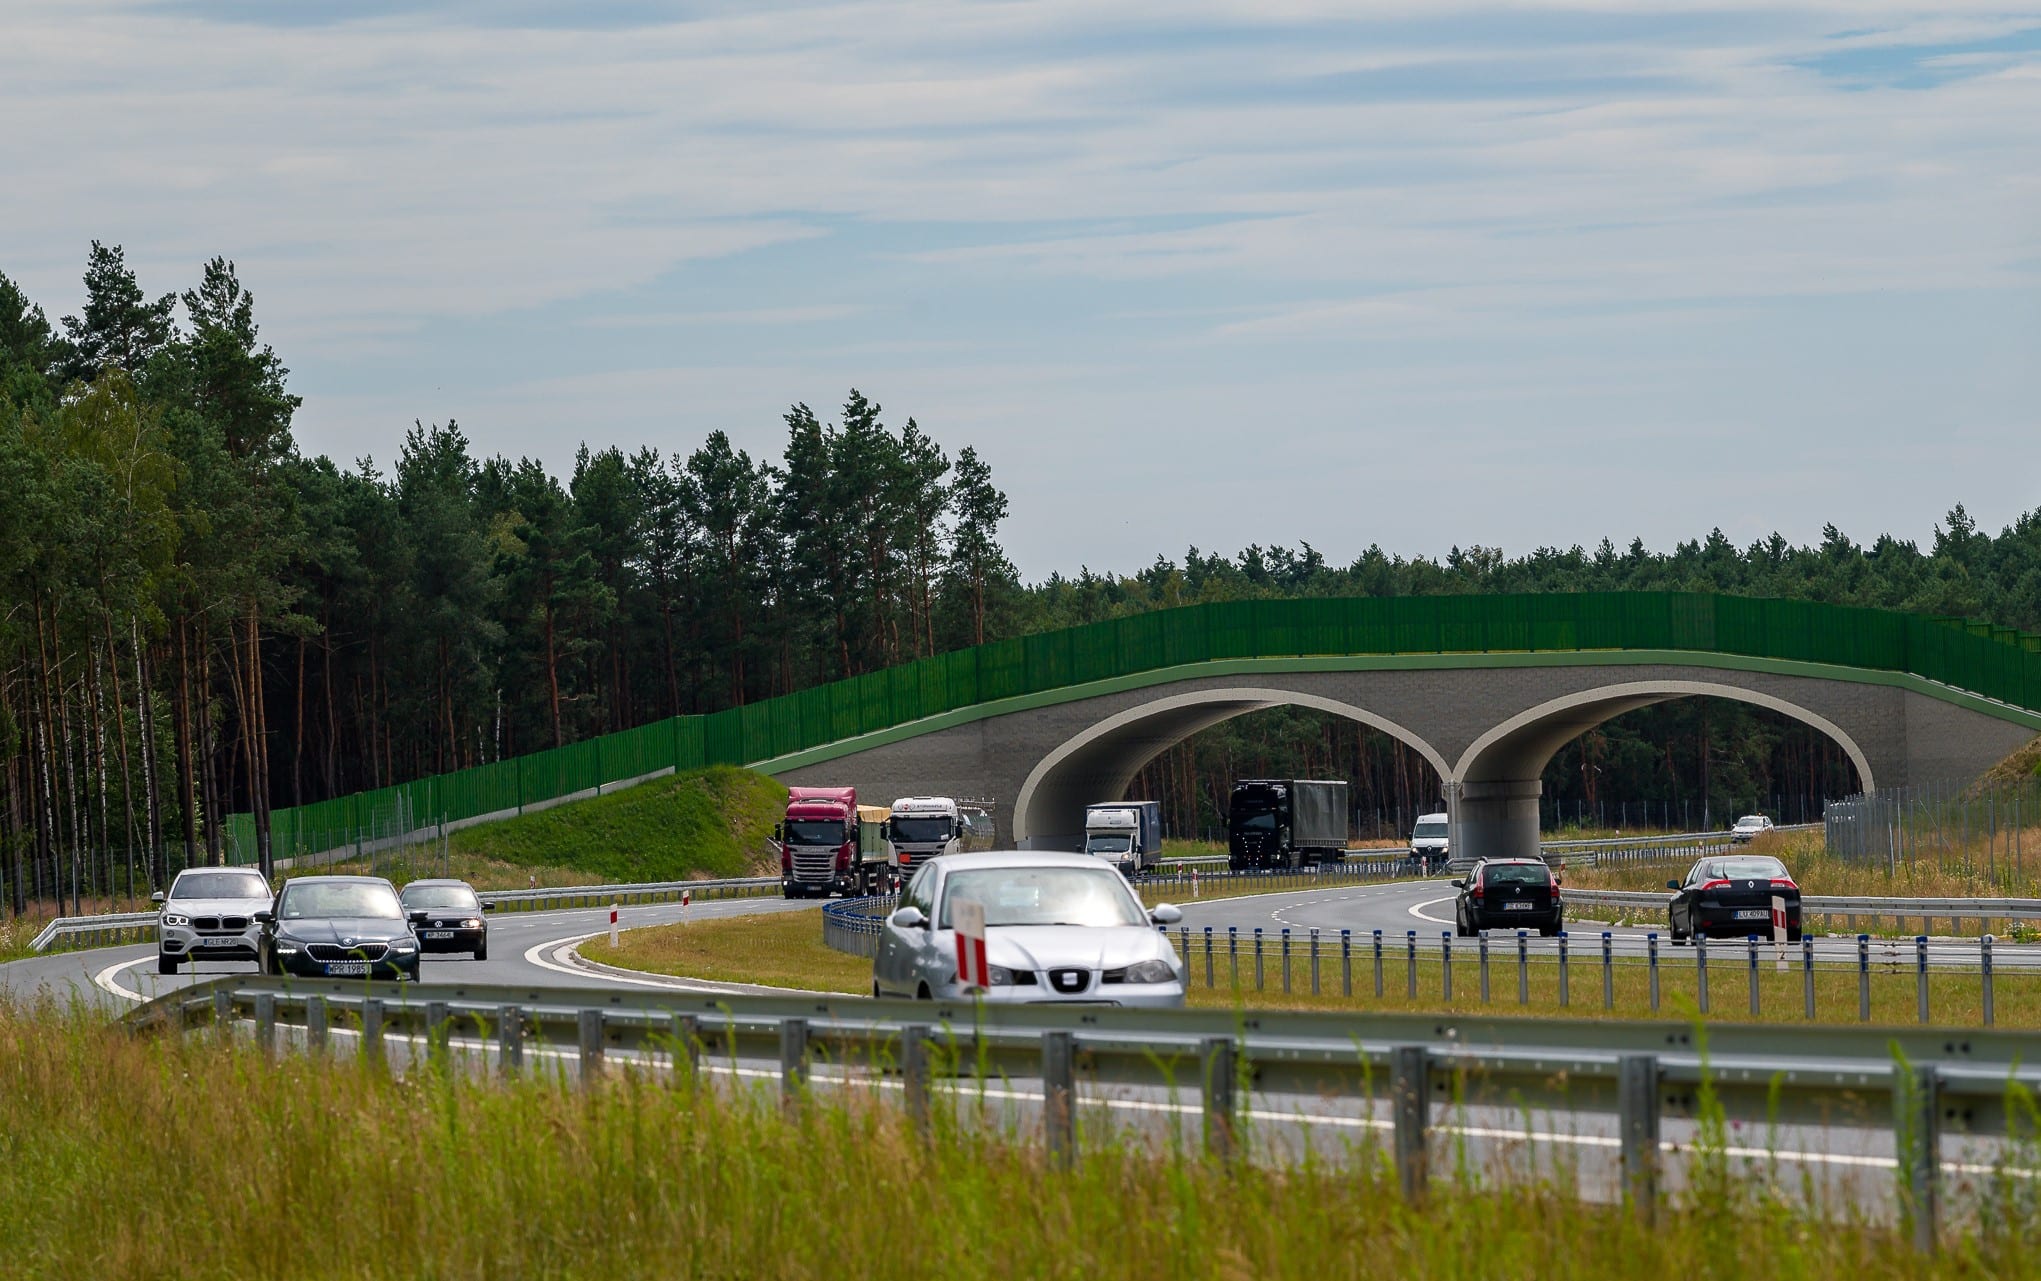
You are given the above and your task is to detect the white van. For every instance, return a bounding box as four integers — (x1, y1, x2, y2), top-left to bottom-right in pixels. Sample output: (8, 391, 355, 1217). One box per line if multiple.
(1409, 812, 1450, 872)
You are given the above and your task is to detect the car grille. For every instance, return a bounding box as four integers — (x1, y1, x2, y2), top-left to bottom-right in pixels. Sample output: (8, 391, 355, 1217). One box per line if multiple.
(307, 942, 389, 962)
(192, 915, 250, 933)
(790, 849, 837, 884)
(1047, 968, 1090, 994)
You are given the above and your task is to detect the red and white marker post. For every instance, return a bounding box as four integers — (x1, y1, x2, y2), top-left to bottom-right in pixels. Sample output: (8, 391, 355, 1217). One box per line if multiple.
(952, 897, 990, 992)
(1191, 868, 1200, 900)
(1771, 893, 1788, 968)
(609, 898, 620, 949)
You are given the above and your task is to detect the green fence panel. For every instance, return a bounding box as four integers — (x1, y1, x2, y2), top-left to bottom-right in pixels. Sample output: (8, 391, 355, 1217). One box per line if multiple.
(1204, 600, 1256, 659)
(1436, 594, 1488, 653)
(1116, 610, 1166, 675)
(1024, 628, 1074, 694)
(603, 720, 673, 781)
(1160, 606, 1211, 667)
(977, 636, 1026, 702)
(1069, 619, 1119, 686)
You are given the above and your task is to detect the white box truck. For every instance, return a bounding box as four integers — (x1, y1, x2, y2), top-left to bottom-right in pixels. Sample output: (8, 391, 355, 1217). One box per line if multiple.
(1084, 801, 1163, 877)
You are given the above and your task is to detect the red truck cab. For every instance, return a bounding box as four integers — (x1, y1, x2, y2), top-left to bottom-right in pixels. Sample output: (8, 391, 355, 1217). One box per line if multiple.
(778, 787, 861, 899)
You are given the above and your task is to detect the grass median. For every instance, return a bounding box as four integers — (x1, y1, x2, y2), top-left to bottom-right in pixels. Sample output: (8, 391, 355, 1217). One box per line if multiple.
(7, 998, 2030, 1280)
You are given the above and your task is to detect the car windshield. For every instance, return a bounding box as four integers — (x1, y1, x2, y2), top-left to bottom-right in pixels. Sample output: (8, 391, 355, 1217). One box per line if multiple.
(170, 871, 269, 900)
(401, 886, 480, 910)
(1484, 864, 1550, 886)
(1085, 835, 1133, 854)
(280, 882, 403, 920)
(891, 816, 953, 844)
(1702, 858, 1788, 881)
(1736, 816, 1767, 827)
(785, 820, 844, 845)
(940, 867, 1147, 929)
(1414, 821, 1448, 839)
(1233, 811, 1276, 832)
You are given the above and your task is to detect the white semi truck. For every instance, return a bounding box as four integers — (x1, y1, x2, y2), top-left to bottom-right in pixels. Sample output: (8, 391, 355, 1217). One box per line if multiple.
(884, 796, 995, 879)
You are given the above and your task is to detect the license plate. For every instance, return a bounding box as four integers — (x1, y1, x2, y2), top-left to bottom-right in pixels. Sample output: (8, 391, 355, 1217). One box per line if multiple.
(203, 936, 243, 948)
(325, 961, 369, 976)
(1502, 901, 1534, 911)
(1734, 908, 1769, 921)
(424, 930, 454, 940)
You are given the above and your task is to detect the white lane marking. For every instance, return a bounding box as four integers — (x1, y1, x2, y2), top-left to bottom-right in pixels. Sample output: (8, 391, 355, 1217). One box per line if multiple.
(519, 931, 758, 994)
(1409, 895, 1457, 926)
(94, 956, 152, 1003)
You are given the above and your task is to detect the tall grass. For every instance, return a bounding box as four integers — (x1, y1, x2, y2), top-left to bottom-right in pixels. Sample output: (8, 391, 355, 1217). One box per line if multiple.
(0, 997, 2032, 1279)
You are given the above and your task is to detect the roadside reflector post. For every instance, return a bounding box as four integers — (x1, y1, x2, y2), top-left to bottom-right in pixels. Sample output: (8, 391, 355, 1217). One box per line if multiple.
(1803, 936, 1816, 1020)
(1618, 1054, 1661, 1224)
(1043, 1030, 1076, 1170)
(1897, 1063, 1942, 1255)
(1858, 934, 1872, 1021)
(1981, 936, 1995, 1027)
(1478, 931, 1491, 1005)
(1772, 894, 1789, 971)
(1253, 928, 1265, 992)
(669, 1013, 699, 1088)
(1309, 927, 1321, 995)
(902, 1024, 932, 1136)
(1695, 936, 1709, 1014)
(253, 993, 276, 1057)
(609, 899, 620, 949)
(1228, 927, 1239, 989)
(1557, 931, 1570, 1008)
(1916, 936, 1930, 1024)
(1516, 930, 1529, 1005)
(1391, 1044, 1429, 1204)
(1281, 928, 1292, 994)
(1373, 929, 1385, 998)
(1601, 931, 1614, 1011)
(1341, 929, 1353, 997)
(1405, 930, 1417, 1000)
(578, 1008, 605, 1084)
(780, 1017, 810, 1112)
(306, 995, 329, 1054)
(1747, 936, 1761, 1017)
(499, 1005, 524, 1076)
(1201, 1036, 1236, 1162)
(362, 998, 385, 1068)
(1647, 933, 1661, 1013)
(1203, 927, 1215, 989)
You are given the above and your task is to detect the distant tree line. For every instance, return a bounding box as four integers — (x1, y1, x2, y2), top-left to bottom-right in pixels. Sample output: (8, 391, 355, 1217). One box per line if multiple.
(3, 242, 2035, 914)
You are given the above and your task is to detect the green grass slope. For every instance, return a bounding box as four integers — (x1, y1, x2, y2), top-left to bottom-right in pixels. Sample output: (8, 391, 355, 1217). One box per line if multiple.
(445, 765, 788, 884)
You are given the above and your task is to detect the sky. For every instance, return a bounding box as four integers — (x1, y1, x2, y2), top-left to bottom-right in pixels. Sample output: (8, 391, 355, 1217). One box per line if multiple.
(3, 0, 2037, 578)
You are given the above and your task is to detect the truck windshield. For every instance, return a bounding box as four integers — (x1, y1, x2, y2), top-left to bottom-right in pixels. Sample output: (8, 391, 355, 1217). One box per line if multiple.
(1414, 821, 1448, 839)
(1232, 812, 1276, 832)
(1085, 835, 1133, 855)
(891, 817, 953, 844)
(785, 820, 845, 845)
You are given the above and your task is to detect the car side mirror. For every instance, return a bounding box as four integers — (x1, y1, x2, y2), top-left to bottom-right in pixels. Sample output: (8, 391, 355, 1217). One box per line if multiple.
(408, 911, 429, 927)
(1149, 903, 1183, 925)
(254, 910, 273, 924)
(150, 891, 165, 907)
(482, 901, 497, 913)
(1666, 880, 1680, 891)
(889, 906, 928, 930)
(1449, 879, 1464, 889)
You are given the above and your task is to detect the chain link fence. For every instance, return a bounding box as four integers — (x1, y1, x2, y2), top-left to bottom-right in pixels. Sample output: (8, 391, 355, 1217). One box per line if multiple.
(1825, 777, 2041, 882)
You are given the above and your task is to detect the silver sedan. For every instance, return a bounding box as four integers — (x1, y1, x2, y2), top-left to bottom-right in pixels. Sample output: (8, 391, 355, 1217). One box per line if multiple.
(872, 851, 1186, 1007)
(153, 866, 273, 974)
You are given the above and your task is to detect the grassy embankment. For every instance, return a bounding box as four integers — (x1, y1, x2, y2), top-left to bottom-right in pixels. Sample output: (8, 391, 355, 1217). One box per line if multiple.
(2, 998, 2034, 1280)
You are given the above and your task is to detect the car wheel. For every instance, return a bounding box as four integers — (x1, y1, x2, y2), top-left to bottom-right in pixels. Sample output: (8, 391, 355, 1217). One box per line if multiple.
(1538, 926, 1557, 938)
(916, 983, 932, 1001)
(474, 943, 488, 962)
(872, 981, 883, 999)
(157, 953, 178, 975)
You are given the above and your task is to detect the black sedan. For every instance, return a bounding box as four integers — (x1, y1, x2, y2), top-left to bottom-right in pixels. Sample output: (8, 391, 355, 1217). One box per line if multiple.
(1668, 855, 1801, 943)
(1452, 858, 1563, 937)
(399, 879, 492, 960)
(257, 875, 422, 981)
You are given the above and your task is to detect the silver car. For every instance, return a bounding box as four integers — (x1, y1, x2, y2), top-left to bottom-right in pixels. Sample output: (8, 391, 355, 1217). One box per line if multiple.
(152, 867, 274, 974)
(873, 851, 1186, 1007)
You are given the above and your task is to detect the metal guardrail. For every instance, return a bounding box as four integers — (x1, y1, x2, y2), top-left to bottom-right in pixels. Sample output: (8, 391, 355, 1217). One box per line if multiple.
(129, 976, 2041, 1251)
(1157, 823, 1819, 872)
(1563, 889, 2041, 932)
(28, 911, 161, 954)
(821, 896, 893, 958)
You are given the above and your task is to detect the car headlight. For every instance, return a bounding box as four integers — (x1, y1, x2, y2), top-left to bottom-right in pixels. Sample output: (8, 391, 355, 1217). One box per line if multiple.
(274, 939, 302, 955)
(161, 913, 190, 927)
(389, 939, 417, 953)
(462, 918, 483, 929)
(1121, 959, 1176, 984)
(986, 964, 1018, 986)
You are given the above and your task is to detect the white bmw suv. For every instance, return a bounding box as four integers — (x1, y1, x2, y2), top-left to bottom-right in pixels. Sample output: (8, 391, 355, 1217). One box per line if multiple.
(153, 867, 273, 974)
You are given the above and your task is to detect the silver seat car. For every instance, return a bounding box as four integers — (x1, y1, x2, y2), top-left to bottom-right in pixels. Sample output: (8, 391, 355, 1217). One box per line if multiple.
(152, 866, 274, 974)
(873, 851, 1186, 1007)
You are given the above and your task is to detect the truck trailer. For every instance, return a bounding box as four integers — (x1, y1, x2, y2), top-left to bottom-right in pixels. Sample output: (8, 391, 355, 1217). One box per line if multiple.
(1083, 801, 1163, 878)
(1227, 779, 1349, 871)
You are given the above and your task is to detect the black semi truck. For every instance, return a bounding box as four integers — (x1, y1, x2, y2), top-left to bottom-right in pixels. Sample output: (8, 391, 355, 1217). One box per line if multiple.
(1227, 779, 1350, 871)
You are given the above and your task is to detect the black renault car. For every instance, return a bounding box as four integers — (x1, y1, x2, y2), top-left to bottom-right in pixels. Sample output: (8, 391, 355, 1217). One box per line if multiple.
(1452, 858, 1563, 936)
(1668, 854, 1801, 942)
(399, 878, 492, 960)
(257, 875, 421, 981)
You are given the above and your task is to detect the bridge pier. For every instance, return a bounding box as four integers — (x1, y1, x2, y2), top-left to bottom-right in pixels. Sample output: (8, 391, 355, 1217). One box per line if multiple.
(1454, 779, 1544, 864)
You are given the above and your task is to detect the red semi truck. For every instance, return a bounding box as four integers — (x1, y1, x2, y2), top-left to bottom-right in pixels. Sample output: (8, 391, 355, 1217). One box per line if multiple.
(777, 787, 885, 898)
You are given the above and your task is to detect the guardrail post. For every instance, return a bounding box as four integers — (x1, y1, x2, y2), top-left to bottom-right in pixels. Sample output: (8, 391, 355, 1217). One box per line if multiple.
(1202, 1036, 1236, 1162)
(1310, 928, 1321, 995)
(1478, 932, 1491, 1004)
(1043, 1030, 1076, 1170)
(1802, 936, 1816, 1020)
(1342, 929, 1353, 997)
(1897, 1062, 1942, 1255)
(1618, 1054, 1660, 1224)
(1601, 932, 1614, 1011)
(1281, 928, 1291, 994)
(1747, 936, 1761, 1017)
(362, 998, 384, 1067)
(1204, 927, 1215, 989)
(1373, 930, 1385, 998)
(1557, 931, 1570, 1007)
(1391, 1045, 1429, 1204)
(1440, 932, 1453, 1001)
(1647, 933, 1660, 1013)
(1178, 926, 1190, 971)
(1516, 930, 1529, 1005)
(780, 1018, 810, 1111)
(1981, 936, 1995, 1027)
(1694, 937, 1709, 1014)
(667, 1013, 699, 1087)
(306, 995, 328, 1054)
(1859, 934, 1872, 1021)
(253, 993, 276, 1057)
(426, 1000, 450, 1067)
(1254, 929, 1265, 991)
(1915, 935, 1930, 1024)
(902, 1024, 931, 1136)
(578, 1008, 605, 1084)
(1406, 930, 1418, 1000)
(211, 987, 232, 1034)
(499, 1005, 524, 1075)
